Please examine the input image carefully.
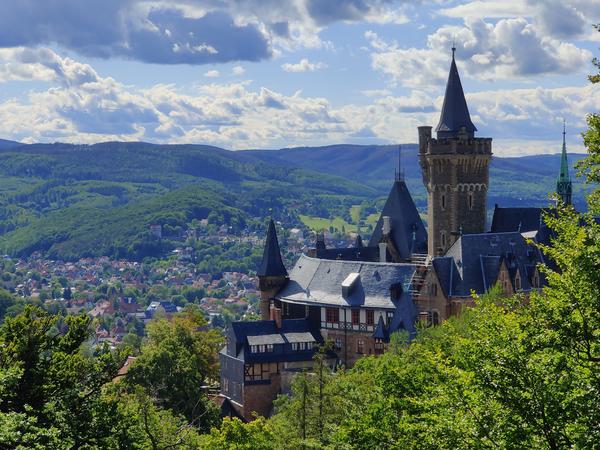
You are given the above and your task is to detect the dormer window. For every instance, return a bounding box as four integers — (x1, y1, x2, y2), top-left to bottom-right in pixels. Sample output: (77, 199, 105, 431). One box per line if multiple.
(291, 341, 313, 351)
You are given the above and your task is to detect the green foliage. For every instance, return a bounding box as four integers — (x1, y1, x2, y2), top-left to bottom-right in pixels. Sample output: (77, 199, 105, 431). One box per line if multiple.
(269, 344, 339, 449)
(576, 23, 600, 212)
(0, 306, 126, 448)
(199, 417, 275, 450)
(0, 142, 373, 260)
(124, 307, 223, 432)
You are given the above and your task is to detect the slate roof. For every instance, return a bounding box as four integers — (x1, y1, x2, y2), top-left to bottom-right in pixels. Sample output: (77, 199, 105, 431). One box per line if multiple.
(372, 315, 389, 341)
(228, 318, 322, 363)
(435, 50, 477, 139)
(436, 232, 544, 297)
(490, 206, 553, 233)
(276, 254, 416, 310)
(431, 256, 460, 297)
(315, 245, 379, 262)
(368, 180, 428, 259)
(257, 219, 288, 277)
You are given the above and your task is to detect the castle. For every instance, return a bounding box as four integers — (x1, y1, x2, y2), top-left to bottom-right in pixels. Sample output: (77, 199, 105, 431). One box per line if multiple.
(218, 48, 572, 421)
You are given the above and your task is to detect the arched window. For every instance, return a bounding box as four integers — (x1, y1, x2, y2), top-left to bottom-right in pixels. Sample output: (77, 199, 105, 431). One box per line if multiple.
(441, 231, 447, 248)
(468, 192, 474, 210)
(441, 194, 446, 210)
(432, 311, 440, 326)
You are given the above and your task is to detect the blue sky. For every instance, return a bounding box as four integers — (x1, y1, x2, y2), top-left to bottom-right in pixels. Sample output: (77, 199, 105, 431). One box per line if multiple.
(0, 0, 598, 155)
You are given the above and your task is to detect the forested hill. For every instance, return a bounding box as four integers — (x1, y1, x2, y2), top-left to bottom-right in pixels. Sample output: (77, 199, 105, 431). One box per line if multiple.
(0, 141, 587, 260)
(247, 144, 589, 209)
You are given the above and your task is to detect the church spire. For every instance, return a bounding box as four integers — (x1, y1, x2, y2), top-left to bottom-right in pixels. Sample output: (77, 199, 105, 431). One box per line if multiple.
(435, 46, 477, 139)
(257, 219, 288, 277)
(556, 120, 572, 205)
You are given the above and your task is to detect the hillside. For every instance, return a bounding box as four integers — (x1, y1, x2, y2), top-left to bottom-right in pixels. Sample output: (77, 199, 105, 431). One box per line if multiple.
(247, 144, 589, 210)
(0, 141, 586, 260)
(0, 142, 375, 260)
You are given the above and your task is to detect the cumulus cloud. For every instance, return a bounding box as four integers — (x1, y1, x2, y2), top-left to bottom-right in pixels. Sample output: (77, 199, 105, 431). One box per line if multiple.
(0, 46, 594, 157)
(0, 0, 417, 65)
(204, 70, 220, 77)
(366, 16, 592, 87)
(281, 58, 327, 72)
(441, 0, 598, 40)
(232, 66, 246, 76)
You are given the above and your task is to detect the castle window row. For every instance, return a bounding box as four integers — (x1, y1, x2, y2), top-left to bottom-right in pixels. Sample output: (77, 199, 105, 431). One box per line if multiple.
(322, 307, 391, 331)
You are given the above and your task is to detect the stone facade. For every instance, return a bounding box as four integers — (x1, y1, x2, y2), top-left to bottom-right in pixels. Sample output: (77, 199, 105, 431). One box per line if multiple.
(321, 329, 386, 367)
(258, 275, 287, 320)
(418, 126, 492, 256)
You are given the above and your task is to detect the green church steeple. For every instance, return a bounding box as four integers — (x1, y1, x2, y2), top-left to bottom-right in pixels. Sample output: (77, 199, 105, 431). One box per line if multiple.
(556, 120, 572, 205)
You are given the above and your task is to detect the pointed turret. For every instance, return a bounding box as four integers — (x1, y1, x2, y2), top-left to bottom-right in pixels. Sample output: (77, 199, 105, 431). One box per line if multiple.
(257, 219, 288, 277)
(435, 47, 477, 139)
(257, 219, 288, 320)
(556, 121, 572, 205)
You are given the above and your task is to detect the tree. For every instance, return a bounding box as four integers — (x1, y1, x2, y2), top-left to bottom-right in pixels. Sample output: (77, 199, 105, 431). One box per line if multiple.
(576, 23, 600, 212)
(269, 344, 337, 449)
(0, 306, 126, 448)
(199, 417, 275, 450)
(124, 307, 223, 432)
(0, 289, 15, 323)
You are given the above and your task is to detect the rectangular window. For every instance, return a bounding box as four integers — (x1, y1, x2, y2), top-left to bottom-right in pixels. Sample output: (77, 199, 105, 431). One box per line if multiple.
(291, 342, 310, 351)
(374, 341, 384, 355)
(326, 307, 339, 323)
(266, 344, 274, 352)
(334, 338, 343, 350)
(357, 339, 364, 354)
(366, 310, 374, 326)
(351, 309, 360, 325)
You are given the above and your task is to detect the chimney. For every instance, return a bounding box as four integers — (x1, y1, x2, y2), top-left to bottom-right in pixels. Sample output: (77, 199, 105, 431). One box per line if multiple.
(378, 242, 387, 263)
(382, 216, 391, 235)
(270, 303, 282, 329)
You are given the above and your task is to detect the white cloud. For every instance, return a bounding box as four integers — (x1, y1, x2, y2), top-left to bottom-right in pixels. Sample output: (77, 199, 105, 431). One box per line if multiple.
(232, 65, 245, 76)
(0, 46, 595, 158)
(281, 58, 327, 72)
(366, 17, 592, 88)
(204, 69, 220, 78)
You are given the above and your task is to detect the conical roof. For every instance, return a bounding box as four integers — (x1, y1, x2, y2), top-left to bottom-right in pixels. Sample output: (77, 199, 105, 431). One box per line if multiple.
(368, 180, 428, 258)
(257, 219, 288, 277)
(435, 49, 477, 139)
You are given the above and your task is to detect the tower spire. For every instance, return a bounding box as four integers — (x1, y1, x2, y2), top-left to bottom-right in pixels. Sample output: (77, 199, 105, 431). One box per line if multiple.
(435, 46, 477, 139)
(395, 145, 404, 182)
(556, 119, 572, 205)
(257, 219, 288, 277)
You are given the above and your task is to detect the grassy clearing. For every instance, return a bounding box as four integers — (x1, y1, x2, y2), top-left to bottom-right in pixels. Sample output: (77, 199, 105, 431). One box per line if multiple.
(298, 215, 353, 232)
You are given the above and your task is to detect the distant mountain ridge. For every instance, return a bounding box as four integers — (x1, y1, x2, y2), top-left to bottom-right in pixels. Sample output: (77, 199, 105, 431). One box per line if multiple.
(0, 140, 588, 260)
(246, 144, 588, 209)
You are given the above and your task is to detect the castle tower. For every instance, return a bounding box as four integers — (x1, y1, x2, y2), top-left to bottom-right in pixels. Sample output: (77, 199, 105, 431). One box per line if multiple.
(257, 219, 288, 320)
(556, 121, 572, 205)
(419, 47, 492, 256)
